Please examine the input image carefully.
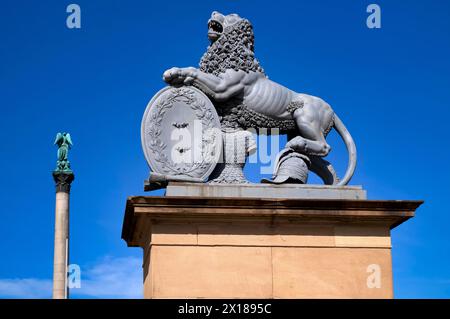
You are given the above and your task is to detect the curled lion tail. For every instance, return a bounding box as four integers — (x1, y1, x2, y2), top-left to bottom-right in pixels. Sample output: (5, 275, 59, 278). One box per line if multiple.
(309, 156, 339, 185)
(333, 115, 357, 186)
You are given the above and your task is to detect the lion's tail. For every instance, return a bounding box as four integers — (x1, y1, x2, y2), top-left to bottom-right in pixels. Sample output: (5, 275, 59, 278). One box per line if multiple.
(332, 114, 357, 186)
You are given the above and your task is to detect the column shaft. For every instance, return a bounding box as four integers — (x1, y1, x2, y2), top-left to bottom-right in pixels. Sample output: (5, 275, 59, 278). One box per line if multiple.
(53, 191, 69, 299)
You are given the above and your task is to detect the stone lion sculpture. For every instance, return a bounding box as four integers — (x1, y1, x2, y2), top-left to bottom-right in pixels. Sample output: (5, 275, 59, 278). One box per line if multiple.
(163, 11, 356, 185)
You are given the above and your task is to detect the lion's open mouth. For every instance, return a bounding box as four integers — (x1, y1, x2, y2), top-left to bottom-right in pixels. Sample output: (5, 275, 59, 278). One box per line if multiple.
(208, 20, 223, 40)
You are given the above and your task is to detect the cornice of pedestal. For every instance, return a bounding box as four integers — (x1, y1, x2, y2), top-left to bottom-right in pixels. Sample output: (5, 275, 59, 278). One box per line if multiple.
(52, 171, 75, 193)
(122, 196, 423, 248)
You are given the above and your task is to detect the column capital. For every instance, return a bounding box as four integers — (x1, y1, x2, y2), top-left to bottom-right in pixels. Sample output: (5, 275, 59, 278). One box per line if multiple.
(52, 171, 75, 193)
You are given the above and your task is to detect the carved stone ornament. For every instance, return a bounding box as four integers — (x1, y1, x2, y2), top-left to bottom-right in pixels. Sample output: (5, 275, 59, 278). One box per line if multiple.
(208, 129, 256, 184)
(141, 86, 222, 189)
(52, 171, 74, 193)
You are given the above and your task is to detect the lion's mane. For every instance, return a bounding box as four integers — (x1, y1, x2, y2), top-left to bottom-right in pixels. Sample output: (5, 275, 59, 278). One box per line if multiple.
(199, 19, 265, 76)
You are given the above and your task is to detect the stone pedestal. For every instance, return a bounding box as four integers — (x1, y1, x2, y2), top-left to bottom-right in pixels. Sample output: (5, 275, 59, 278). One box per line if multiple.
(122, 188, 422, 299)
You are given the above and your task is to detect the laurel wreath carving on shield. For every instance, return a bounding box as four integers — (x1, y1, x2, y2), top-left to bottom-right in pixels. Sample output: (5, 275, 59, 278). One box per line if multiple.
(146, 87, 218, 177)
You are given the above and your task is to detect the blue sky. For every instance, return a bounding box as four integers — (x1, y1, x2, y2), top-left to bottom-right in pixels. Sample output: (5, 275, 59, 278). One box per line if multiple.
(0, 0, 449, 298)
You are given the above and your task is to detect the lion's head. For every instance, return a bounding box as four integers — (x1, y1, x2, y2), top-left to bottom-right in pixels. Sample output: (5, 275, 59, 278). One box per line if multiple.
(199, 11, 265, 76)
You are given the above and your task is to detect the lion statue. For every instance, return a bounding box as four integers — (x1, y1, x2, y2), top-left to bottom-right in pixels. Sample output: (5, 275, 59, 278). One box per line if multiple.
(163, 11, 356, 185)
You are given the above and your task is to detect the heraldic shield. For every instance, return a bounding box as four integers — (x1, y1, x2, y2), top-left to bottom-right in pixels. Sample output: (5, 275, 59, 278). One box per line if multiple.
(141, 86, 223, 190)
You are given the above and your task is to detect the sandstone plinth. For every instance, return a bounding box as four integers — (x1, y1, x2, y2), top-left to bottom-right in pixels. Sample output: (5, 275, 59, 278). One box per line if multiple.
(122, 195, 422, 298)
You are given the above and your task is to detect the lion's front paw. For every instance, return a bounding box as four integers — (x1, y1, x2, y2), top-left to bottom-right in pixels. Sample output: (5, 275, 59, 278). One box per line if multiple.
(163, 67, 181, 84)
(163, 67, 196, 85)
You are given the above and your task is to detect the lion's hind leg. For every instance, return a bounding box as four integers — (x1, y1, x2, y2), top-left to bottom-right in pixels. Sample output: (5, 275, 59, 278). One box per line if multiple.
(287, 104, 332, 157)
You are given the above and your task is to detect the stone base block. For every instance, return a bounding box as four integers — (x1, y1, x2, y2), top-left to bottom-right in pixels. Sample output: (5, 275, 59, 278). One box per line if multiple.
(166, 182, 367, 200)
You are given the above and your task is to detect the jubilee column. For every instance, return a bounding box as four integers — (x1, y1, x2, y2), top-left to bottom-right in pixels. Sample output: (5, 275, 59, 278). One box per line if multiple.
(52, 132, 74, 299)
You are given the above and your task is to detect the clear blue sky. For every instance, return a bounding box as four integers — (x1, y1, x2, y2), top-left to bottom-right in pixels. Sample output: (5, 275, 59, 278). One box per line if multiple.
(0, 0, 449, 298)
